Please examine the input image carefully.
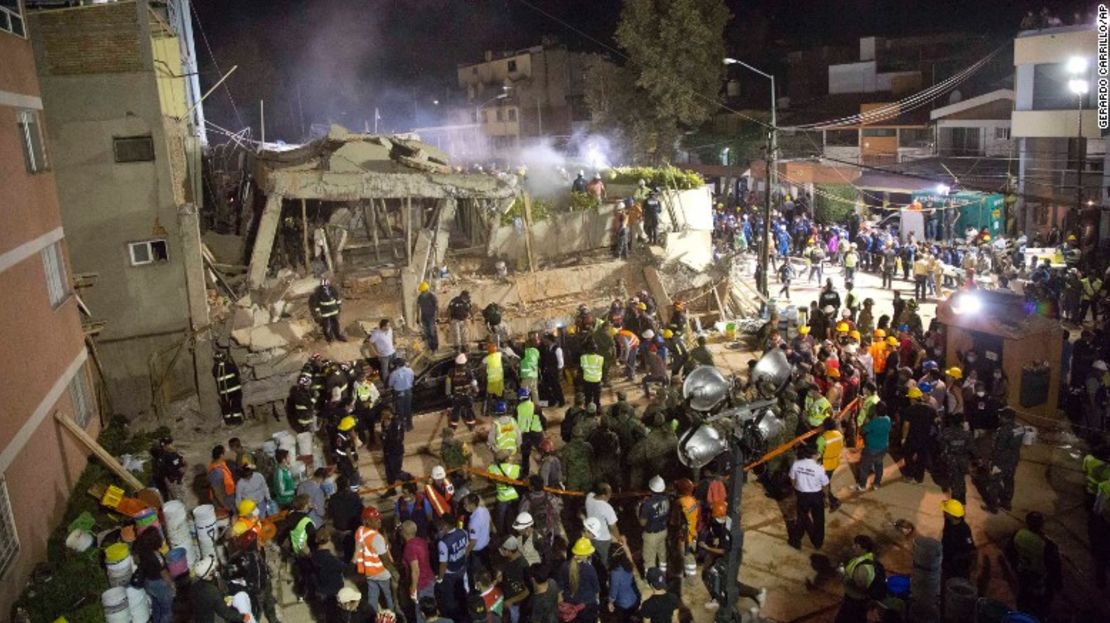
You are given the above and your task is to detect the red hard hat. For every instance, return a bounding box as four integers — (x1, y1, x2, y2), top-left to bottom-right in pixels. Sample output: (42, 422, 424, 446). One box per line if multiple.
(538, 438, 555, 454)
(711, 501, 728, 518)
(361, 506, 381, 521)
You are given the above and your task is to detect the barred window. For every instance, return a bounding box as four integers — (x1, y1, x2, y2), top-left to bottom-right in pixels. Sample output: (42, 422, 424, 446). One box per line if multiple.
(0, 478, 19, 579)
(42, 241, 70, 308)
(70, 367, 94, 428)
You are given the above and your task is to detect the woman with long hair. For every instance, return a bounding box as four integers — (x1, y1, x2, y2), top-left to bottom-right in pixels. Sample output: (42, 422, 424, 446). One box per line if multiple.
(559, 538, 600, 623)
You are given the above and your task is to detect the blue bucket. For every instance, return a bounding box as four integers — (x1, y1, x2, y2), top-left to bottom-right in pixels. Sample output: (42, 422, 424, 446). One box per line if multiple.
(886, 574, 910, 598)
(1001, 614, 1040, 623)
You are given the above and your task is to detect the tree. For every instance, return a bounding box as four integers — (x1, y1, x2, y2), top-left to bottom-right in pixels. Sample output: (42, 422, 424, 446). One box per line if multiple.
(587, 0, 731, 163)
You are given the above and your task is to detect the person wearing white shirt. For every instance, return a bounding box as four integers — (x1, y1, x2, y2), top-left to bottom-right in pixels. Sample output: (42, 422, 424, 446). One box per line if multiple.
(584, 483, 620, 563)
(368, 318, 396, 381)
(788, 445, 830, 550)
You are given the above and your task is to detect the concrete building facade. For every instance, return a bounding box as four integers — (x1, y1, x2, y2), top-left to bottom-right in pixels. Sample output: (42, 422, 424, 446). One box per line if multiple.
(456, 41, 598, 148)
(0, 0, 99, 613)
(930, 89, 1014, 157)
(1011, 23, 1104, 235)
(28, 0, 210, 417)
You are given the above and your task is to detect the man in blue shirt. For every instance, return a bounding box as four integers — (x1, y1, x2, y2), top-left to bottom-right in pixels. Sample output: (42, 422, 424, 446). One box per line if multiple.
(465, 493, 492, 580)
(856, 389, 892, 492)
(638, 476, 670, 574)
(389, 357, 416, 431)
(436, 512, 469, 622)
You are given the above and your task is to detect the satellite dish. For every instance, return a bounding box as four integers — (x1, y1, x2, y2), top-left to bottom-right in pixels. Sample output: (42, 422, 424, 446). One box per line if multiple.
(683, 366, 731, 412)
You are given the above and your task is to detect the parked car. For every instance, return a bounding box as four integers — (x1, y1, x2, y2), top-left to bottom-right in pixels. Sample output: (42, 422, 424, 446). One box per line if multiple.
(373, 350, 520, 417)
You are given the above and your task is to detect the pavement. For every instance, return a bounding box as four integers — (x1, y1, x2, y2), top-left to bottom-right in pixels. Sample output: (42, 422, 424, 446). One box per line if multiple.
(167, 257, 1104, 623)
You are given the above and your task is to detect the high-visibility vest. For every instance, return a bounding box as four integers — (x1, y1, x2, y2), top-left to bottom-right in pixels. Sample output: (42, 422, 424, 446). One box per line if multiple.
(1082, 278, 1102, 300)
(489, 463, 521, 502)
(844, 252, 858, 268)
(316, 290, 341, 317)
(857, 394, 879, 427)
(215, 363, 241, 395)
(353, 526, 387, 576)
(516, 400, 541, 433)
(870, 344, 888, 374)
(485, 352, 503, 383)
(678, 495, 698, 544)
(1083, 454, 1110, 494)
(355, 381, 378, 404)
(209, 460, 235, 496)
(425, 481, 454, 516)
(1098, 479, 1110, 522)
(580, 353, 604, 383)
(1012, 528, 1047, 580)
(290, 516, 313, 555)
(805, 396, 832, 427)
(844, 552, 877, 599)
(818, 430, 844, 471)
(493, 418, 520, 453)
(520, 348, 539, 380)
(617, 330, 639, 350)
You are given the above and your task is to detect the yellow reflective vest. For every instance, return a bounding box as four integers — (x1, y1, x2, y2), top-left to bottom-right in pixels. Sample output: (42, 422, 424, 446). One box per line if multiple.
(581, 353, 604, 383)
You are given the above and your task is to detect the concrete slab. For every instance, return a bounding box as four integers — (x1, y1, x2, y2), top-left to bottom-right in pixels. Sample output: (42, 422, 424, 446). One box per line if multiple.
(664, 229, 714, 271)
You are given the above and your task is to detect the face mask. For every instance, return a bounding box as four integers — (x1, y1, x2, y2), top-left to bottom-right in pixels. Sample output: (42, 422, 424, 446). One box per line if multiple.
(976, 391, 986, 397)
(993, 371, 1002, 378)
(967, 355, 977, 363)
(845, 344, 859, 354)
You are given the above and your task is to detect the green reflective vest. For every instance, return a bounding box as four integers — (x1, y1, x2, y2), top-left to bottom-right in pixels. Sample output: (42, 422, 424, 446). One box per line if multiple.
(291, 516, 314, 555)
(1012, 528, 1047, 580)
(843, 552, 876, 599)
(806, 395, 832, 426)
(581, 353, 604, 383)
(489, 462, 521, 502)
(493, 417, 520, 452)
(521, 347, 540, 380)
(516, 400, 542, 433)
(1083, 454, 1110, 494)
(485, 352, 504, 383)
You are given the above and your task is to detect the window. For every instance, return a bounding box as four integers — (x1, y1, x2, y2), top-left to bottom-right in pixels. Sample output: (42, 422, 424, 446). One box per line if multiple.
(507, 108, 517, 122)
(995, 127, 1011, 140)
(41, 241, 69, 308)
(128, 239, 169, 266)
(898, 128, 931, 148)
(69, 367, 94, 428)
(0, 479, 19, 580)
(17, 110, 47, 173)
(1032, 62, 1092, 110)
(113, 135, 155, 163)
(0, 0, 25, 38)
(824, 129, 859, 146)
(496, 108, 504, 122)
(507, 59, 518, 72)
(862, 128, 896, 137)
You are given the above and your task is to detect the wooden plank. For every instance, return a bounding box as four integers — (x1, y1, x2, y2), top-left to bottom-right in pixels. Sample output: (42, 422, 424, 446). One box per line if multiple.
(404, 197, 413, 264)
(369, 199, 381, 261)
(301, 199, 311, 269)
(522, 193, 537, 273)
(55, 411, 144, 491)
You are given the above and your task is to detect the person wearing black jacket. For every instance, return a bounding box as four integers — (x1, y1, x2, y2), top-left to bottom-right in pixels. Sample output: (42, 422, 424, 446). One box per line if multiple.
(312, 528, 352, 620)
(189, 556, 246, 623)
(227, 532, 281, 623)
(151, 436, 186, 502)
(818, 279, 841, 314)
(279, 496, 318, 600)
(327, 475, 364, 560)
(900, 387, 937, 484)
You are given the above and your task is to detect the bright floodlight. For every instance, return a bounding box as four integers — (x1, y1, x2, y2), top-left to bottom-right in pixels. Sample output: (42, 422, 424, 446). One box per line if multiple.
(936, 184, 951, 195)
(1069, 79, 1089, 95)
(724, 57, 739, 65)
(1067, 56, 1089, 75)
(952, 292, 982, 315)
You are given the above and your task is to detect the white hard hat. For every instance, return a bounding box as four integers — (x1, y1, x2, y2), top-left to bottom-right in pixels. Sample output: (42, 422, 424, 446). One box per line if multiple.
(583, 517, 602, 539)
(431, 465, 447, 480)
(649, 475, 665, 493)
(455, 353, 467, 364)
(823, 305, 835, 314)
(642, 329, 655, 339)
(513, 512, 534, 530)
(192, 555, 217, 580)
(1095, 360, 1109, 371)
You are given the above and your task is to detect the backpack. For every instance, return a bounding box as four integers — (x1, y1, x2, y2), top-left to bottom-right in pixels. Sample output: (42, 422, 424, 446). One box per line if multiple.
(449, 297, 470, 320)
(859, 558, 888, 600)
(483, 303, 502, 327)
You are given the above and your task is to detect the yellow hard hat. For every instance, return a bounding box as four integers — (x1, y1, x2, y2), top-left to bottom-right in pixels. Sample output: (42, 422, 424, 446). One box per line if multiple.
(638, 303, 647, 311)
(983, 234, 991, 241)
(230, 517, 255, 537)
(338, 416, 357, 431)
(946, 367, 963, 379)
(827, 367, 841, 378)
(798, 325, 810, 335)
(1067, 234, 1077, 241)
(567, 326, 577, 335)
(662, 329, 674, 339)
(418, 281, 430, 293)
(237, 499, 257, 517)
(942, 499, 965, 518)
(849, 330, 861, 341)
(571, 537, 595, 557)
(873, 329, 886, 338)
(608, 327, 618, 336)
(886, 336, 899, 346)
(836, 322, 849, 333)
(907, 386, 923, 399)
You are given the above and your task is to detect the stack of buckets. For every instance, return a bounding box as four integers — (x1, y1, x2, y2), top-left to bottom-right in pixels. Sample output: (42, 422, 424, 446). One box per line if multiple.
(102, 540, 153, 623)
(163, 500, 196, 573)
(103, 543, 133, 588)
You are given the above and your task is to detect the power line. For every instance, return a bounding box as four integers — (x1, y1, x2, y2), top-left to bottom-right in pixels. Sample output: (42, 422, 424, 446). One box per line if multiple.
(190, 0, 244, 129)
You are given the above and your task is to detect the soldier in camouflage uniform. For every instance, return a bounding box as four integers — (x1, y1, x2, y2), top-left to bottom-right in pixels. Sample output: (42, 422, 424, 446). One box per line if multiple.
(560, 393, 588, 443)
(938, 413, 973, 504)
(983, 407, 1023, 513)
(629, 412, 680, 489)
(761, 388, 797, 499)
(604, 392, 647, 454)
(588, 419, 623, 489)
(572, 402, 600, 440)
(593, 321, 617, 387)
(559, 427, 595, 494)
(440, 426, 472, 495)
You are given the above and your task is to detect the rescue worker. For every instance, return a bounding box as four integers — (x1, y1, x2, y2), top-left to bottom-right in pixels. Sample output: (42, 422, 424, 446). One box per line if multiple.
(207, 445, 237, 514)
(639, 475, 671, 574)
(416, 281, 439, 353)
(226, 530, 280, 623)
(539, 331, 565, 407)
(938, 413, 973, 504)
(332, 416, 360, 487)
(487, 400, 521, 456)
(519, 333, 540, 398)
(1005, 512, 1062, 618)
(559, 426, 595, 494)
(580, 341, 604, 409)
(447, 290, 472, 352)
(284, 495, 317, 600)
(380, 407, 406, 497)
(628, 412, 679, 490)
(804, 383, 832, 431)
(352, 367, 381, 444)
(288, 375, 316, 432)
(354, 506, 397, 612)
(482, 342, 505, 416)
(488, 449, 522, 536)
(644, 189, 662, 244)
(941, 499, 975, 584)
(815, 419, 844, 512)
(571, 170, 587, 193)
(515, 388, 544, 477)
(844, 281, 860, 324)
(189, 555, 246, 623)
(834, 535, 883, 622)
(688, 334, 715, 370)
(311, 277, 346, 342)
(983, 407, 1023, 513)
(901, 386, 936, 484)
(1079, 271, 1103, 323)
(425, 465, 455, 519)
(447, 353, 477, 429)
(213, 351, 245, 426)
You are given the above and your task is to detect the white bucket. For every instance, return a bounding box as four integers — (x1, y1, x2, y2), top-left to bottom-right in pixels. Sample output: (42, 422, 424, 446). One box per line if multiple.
(290, 460, 306, 481)
(105, 556, 134, 588)
(296, 431, 314, 457)
(126, 585, 151, 623)
(274, 431, 296, 455)
(101, 587, 130, 623)
(1023, 426, 1038, 446)
(162, 501, 188, 531)
(66, 529, 94, 553)
(193, 504, 217, 527)
(261, 440, 277, 458)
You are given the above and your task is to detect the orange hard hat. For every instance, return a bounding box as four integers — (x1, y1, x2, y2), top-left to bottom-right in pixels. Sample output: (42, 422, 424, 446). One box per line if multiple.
(711, 501, 728, 518)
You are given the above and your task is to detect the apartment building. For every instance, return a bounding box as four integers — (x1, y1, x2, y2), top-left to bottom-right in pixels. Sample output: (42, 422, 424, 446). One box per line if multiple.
(0, 0, 99, 612)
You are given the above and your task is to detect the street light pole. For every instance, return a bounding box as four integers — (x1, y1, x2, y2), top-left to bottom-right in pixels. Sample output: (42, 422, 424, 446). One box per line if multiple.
(1067, 57, 1089, 231)
(725, 59, 776, 296)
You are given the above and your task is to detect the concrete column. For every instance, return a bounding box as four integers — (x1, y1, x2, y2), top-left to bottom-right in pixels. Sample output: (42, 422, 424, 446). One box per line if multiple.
(401, 267, 418, 328)
(178, 203, 219, 418)
(247, 193, 284, 288)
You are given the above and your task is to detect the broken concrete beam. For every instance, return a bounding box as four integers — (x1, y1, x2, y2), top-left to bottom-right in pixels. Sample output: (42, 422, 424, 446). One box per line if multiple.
(643, 267, 673, 325)
(252, 352, 305, 380)
(246, 319, 314, 352)
(242, 372, 299, 406)
(231, 327, 253, 349)
(247, 194, 284, 289)
(286, 276, 319, 299)
(251, 306, 270, 328)
(231, 307, 254, 331)
(344, 273, 382, 294)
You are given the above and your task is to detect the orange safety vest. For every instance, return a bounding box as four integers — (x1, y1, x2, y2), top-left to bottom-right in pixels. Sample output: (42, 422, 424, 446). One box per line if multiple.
(870, 344, 887, 374)
(209, 460, 235, 497)
(678, 495, 698, 545)
(354, 526, 387, 576)
(425, 481, 454, 517)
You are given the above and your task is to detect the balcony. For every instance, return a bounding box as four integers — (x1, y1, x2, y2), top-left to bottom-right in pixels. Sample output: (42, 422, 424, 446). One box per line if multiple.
(1012, 109, 1099, 138)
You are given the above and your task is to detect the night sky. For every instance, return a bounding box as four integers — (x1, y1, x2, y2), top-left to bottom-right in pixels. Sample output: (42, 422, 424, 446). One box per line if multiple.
(191, 0, 1089, 141)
